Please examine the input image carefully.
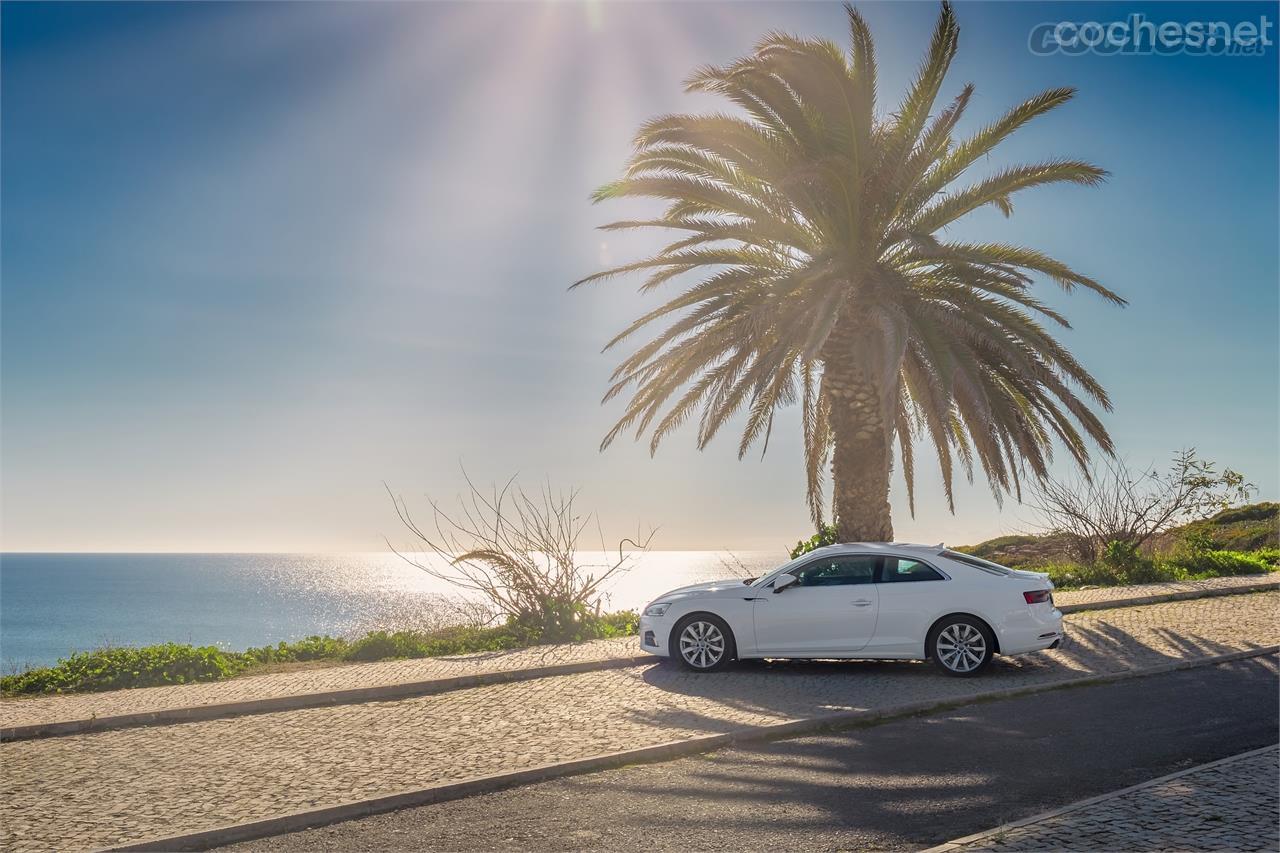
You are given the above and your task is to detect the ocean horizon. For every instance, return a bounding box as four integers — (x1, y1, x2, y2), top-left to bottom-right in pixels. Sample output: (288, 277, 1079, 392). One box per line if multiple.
(0, 550, 786, 669)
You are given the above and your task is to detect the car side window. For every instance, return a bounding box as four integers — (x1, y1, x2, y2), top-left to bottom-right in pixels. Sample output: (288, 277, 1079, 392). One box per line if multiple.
(791, 556, 877, 587)
(880, 558, 944, 583)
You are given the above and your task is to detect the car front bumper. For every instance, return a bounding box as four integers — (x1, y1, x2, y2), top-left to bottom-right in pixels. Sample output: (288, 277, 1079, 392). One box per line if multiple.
(639, 614, 672, 658)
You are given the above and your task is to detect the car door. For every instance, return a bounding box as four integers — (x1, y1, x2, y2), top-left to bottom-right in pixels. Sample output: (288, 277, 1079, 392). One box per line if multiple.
(866, 556, 949, 655)
(752, 555, 879, 654)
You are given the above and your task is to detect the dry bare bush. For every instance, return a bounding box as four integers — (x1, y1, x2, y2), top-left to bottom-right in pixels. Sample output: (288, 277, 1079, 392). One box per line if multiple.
(386, 472, 654, 641)
(1026, 449, 1255, 563)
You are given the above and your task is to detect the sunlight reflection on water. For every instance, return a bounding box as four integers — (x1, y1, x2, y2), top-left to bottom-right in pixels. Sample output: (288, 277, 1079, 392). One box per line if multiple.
(0, 550, 787, 667)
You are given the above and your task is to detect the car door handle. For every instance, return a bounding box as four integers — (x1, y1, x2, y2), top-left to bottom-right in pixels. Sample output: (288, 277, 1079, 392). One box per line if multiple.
(851, 599, 873, 607)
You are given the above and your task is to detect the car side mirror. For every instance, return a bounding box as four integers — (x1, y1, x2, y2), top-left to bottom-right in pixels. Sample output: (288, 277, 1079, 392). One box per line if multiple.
(773, 574, 799, 593)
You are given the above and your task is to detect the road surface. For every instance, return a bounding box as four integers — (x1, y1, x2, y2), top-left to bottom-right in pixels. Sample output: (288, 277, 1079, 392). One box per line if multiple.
(226, 655, 1278, 852)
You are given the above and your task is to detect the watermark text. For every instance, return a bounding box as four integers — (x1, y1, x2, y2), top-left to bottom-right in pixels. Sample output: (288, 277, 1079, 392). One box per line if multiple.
(1030, 14, 1273, 56)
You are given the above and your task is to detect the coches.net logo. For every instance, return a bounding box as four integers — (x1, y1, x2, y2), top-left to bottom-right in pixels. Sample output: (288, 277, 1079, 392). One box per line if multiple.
(1030, 13, 1274, 56)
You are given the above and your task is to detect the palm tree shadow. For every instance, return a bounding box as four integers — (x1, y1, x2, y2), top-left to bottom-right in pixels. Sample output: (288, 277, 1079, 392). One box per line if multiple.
(555, 655, 1279, 850)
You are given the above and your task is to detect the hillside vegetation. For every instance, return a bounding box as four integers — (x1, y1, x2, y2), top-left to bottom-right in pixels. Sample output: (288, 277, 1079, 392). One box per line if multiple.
(959, 502, 1278, 567)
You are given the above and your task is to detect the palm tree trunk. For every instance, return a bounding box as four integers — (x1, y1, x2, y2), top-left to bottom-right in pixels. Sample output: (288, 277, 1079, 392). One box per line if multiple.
(823, 328, 894, 543)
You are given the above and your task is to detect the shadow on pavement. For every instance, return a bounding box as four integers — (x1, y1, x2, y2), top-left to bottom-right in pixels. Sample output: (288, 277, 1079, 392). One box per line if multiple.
(586, 656, 1279, 848)
(622, 616, 1262, 736)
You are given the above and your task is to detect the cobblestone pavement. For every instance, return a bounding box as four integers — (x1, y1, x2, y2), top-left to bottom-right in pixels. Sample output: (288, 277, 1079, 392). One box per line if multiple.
(1053, 572, 1277, 609)
(2, 573, 1273, 733)
(944, 745, 1280, 851)
(0, 637, 639, 730)
(1, 593, 1276, 852)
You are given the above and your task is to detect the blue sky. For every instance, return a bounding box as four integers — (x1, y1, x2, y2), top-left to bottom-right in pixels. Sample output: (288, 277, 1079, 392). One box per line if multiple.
(2, 1, 1276, 552)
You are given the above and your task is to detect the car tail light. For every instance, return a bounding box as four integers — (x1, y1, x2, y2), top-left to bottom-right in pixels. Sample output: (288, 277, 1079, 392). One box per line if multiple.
(1023, 590, 1051, 604)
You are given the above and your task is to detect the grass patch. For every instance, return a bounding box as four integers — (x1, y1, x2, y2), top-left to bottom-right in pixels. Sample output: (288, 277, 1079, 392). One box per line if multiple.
(1034, 548, 1278, 590)
(2, 610, 639, 696)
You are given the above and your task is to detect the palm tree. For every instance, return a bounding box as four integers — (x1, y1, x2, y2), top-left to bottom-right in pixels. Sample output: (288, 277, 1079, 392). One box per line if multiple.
(573, 2, 1125, 542)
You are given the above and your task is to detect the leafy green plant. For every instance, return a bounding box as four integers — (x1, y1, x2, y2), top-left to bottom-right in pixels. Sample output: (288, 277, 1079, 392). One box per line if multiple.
(596, 610, 640, 636)
(1, 643, 244, 695)
(1096, 540, 1166, 583)
(1179, 528, 1216, 557)
(1172, 549, 1274, 578)
(242, 635, 349, 665)
(790, 524, 839, 559)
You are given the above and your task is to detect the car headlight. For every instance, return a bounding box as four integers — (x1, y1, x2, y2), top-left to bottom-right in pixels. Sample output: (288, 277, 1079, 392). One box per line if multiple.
(643, 602, 672, 617)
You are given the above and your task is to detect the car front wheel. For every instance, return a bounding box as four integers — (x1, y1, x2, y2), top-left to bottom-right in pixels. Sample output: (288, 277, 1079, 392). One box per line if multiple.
(930, 616, 994, 677)
(672, 614, 735, 672)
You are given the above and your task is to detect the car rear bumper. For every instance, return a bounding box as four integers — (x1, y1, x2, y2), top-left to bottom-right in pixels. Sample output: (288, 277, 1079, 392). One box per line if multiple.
(999, 607, 1065, 655)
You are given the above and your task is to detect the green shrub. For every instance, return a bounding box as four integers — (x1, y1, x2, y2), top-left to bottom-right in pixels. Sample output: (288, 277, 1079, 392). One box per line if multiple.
(1172, 549, 1274, 578)
(344, 625, 522, 662)
(242, 635, 349, 665)
(1037, 561, 1126, 589)
(790, 524, 838, 559)
(2, 608, 643, 696)
(1033, 545, 1277, 590)
(1179, 528, 1216, 556)
(596, 610, 639, 637)
(344, 631, 423, 662)
(1098, 540, 1170, 584)
(1, 643, 244, 695)
(509, 601, 597, 644)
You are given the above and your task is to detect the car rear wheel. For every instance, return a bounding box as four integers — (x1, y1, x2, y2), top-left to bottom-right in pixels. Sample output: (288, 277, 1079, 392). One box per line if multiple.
(930, 616, 994, 677)
(672, 614, 735, 672)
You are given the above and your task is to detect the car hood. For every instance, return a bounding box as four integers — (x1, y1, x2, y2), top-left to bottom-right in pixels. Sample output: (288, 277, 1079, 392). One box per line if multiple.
(649, 578, 751, 604)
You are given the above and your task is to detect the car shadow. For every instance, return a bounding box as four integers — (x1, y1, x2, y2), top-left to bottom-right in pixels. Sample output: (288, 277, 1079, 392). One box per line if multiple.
(622, 617, 1260, 737)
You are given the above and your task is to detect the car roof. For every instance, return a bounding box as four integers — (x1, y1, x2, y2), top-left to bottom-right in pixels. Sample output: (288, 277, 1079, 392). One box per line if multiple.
(806, 542, 946, 556)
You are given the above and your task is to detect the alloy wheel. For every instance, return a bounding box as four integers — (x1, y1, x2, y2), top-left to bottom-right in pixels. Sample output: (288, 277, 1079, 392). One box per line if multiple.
(936, 622, 987, 673)
(679, 620, 725, 669)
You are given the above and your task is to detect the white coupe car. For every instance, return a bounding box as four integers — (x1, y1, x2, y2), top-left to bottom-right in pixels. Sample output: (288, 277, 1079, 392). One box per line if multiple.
(639, 543, 1062, 676)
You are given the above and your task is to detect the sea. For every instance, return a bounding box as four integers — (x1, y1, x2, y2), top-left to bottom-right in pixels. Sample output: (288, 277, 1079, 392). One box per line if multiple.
(0, 551, 785, 670)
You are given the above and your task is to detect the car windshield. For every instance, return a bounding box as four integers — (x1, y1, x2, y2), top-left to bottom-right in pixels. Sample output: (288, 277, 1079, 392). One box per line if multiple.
(942, 550, 1017, 576)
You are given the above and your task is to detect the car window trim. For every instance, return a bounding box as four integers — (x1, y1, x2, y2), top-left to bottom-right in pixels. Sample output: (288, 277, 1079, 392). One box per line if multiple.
(876, 555, 950, 583)
(786, 553, 880, 588)
(752, 550, 952, 587)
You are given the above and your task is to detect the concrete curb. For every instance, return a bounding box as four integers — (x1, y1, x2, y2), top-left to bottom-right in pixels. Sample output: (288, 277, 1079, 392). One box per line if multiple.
(95, 644, 1279, 853)
(0, 654, 650, 742)
(6, 578, 1276, 742)
(921, 743, 1280, 852)
(1056, 577, 1278, 614)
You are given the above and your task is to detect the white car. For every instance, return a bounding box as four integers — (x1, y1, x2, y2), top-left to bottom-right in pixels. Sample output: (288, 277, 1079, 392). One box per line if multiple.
(638, 543, 1062, 677)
